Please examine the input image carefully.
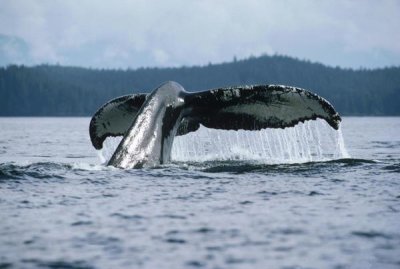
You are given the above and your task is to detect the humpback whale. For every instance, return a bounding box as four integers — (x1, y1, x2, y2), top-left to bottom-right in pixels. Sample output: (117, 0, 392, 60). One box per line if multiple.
(89, 81, 341, 169)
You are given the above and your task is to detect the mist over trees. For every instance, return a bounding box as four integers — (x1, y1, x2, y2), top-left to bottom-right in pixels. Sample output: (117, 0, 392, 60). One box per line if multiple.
(0, 54, 399, 116)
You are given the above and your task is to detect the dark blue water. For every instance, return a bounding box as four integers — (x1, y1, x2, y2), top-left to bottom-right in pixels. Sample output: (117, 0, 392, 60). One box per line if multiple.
(0, 117, 399, 269)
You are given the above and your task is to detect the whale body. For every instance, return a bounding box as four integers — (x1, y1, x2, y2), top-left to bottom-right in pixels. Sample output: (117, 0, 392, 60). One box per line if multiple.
(89, 81, 341, 169)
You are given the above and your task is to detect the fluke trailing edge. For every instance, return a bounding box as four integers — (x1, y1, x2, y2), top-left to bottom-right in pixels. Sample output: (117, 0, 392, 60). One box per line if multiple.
(89, 81, 341, 169)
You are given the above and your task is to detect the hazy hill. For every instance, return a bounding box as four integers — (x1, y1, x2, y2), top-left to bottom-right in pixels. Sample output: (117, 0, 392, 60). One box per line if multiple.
(0, 55, 399, 116)
(0, 34, 32, 67)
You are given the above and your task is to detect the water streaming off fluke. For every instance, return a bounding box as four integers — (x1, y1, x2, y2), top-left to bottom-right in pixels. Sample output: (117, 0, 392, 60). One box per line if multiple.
(100, 119, 349, 165)
(172, 119, 349, 163)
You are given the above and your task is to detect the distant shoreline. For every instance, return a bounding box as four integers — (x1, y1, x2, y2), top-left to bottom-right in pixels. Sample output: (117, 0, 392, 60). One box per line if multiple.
(1, 55, 399, 116)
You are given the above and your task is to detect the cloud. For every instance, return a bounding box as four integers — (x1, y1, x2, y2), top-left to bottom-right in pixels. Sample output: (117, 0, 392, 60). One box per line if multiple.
(0, 0, 399, 68)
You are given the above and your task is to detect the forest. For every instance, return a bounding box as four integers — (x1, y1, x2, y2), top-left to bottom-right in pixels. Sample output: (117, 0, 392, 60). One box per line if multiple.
(0, 54, 399, 116)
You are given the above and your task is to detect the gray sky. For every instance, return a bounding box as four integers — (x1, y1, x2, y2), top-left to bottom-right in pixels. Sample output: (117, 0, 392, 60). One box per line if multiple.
(0, 0, 399, 69)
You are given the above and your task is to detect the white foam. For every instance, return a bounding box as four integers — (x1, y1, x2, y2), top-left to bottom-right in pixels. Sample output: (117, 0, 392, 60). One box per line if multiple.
(71, 162, 109, 171)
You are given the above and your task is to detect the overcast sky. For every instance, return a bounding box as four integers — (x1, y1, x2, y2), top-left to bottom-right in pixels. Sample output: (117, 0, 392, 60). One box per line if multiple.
(0, 0, 399, 69)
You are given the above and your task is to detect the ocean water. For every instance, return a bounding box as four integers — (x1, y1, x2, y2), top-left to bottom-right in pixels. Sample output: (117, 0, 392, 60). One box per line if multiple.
(0, 117, 399, 269)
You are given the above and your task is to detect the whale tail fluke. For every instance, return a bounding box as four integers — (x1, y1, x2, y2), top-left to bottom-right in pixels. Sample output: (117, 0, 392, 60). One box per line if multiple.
(89, 83, 341, 151)
(89, 94, 147, 150)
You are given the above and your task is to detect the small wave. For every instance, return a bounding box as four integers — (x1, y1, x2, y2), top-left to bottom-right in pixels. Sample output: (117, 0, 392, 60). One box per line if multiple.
(181, 158, 377, 173)
(21, 259, 94, 269)
(382, 163, 400, 173)
(0, 161, 114, 181)
(0, 162, 71, 181)
(371, 140, 400, 149)
(110, 213, 144, 220)
(71, 221, 93, 226)
(351, 231, 392, 239)
(165, 238, 187, 244)
(0, 262, 12, 269)
(324, 158, 377, 165)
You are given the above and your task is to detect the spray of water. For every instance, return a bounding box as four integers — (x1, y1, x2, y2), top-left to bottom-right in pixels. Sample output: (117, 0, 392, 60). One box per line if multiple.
(99, 119, 349, 165)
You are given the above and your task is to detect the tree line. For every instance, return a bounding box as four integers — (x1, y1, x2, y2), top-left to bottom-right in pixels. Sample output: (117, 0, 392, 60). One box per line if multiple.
(0, 54, 399, 116)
